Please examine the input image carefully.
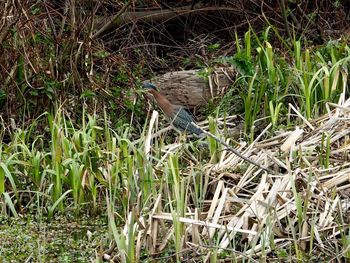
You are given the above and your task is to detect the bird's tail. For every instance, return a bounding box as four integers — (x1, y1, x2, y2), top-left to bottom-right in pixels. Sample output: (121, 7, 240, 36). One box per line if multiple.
(193, 126, 205, 137)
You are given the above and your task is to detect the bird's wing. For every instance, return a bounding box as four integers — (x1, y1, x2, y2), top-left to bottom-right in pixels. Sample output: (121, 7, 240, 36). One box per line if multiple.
(172, 106, 195, 122)
(170, 106, 203, 135)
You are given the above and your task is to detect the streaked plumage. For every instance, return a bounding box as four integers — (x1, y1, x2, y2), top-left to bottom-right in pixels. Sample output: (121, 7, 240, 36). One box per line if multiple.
(170, 106, 203, 135)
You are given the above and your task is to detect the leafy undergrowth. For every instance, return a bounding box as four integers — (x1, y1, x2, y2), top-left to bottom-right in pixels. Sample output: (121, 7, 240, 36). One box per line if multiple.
(1, 101, 350, 262)
(1, 37, 350, 262)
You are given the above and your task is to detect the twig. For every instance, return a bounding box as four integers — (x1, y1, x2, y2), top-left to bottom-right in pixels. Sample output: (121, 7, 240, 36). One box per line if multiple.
(92, 1, 131, 38)
(279, 0, 292, 40)
(192, 123, 276, 174)
(289, 103, 315, 130)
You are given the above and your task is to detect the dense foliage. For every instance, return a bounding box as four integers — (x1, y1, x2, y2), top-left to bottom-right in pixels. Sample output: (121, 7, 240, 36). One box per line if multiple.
(0, 1, 350, 262)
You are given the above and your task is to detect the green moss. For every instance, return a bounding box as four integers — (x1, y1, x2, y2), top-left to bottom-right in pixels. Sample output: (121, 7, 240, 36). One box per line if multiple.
(0, 215, 108, 262)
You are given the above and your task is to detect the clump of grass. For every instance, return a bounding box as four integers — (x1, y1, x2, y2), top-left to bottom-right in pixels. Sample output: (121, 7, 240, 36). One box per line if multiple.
(0, 108, 137, 218)
(218, 27, 350, 140)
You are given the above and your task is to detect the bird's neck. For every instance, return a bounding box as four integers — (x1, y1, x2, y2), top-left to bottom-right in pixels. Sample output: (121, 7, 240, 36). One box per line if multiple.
(148, 89, 174, 117)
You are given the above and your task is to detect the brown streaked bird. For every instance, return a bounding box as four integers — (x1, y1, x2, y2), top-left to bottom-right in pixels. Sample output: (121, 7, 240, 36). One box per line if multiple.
(142, 82, 275, 174)
(142, 82, 203, 136)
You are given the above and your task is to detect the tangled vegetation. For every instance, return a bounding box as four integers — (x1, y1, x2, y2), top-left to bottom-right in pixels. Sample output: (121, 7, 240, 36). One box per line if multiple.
(1, 0, 350, 262)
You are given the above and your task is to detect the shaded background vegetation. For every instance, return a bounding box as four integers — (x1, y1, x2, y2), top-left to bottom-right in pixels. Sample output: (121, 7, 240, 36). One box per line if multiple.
(1, 0, 349, 133)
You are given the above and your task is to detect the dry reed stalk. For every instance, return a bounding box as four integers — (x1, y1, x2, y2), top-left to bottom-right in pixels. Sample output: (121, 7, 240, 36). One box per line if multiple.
(141, 97, 350, 259)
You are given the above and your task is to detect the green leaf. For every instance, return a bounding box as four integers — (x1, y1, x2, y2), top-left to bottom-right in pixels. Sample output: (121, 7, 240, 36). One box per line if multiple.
(0, 165, 4, 194)
(48, 189, 72, 219)
(80, 90, 96, 99)
(3, 193, 18, 217)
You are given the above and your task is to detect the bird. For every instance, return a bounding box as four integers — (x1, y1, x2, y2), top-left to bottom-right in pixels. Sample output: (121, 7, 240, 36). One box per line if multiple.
(142, 82, 274, 174)
(142, 82, 204, 136)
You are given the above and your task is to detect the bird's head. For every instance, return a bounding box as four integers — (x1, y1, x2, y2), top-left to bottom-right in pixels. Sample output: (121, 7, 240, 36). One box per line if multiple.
(142, 82, 158, 91)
